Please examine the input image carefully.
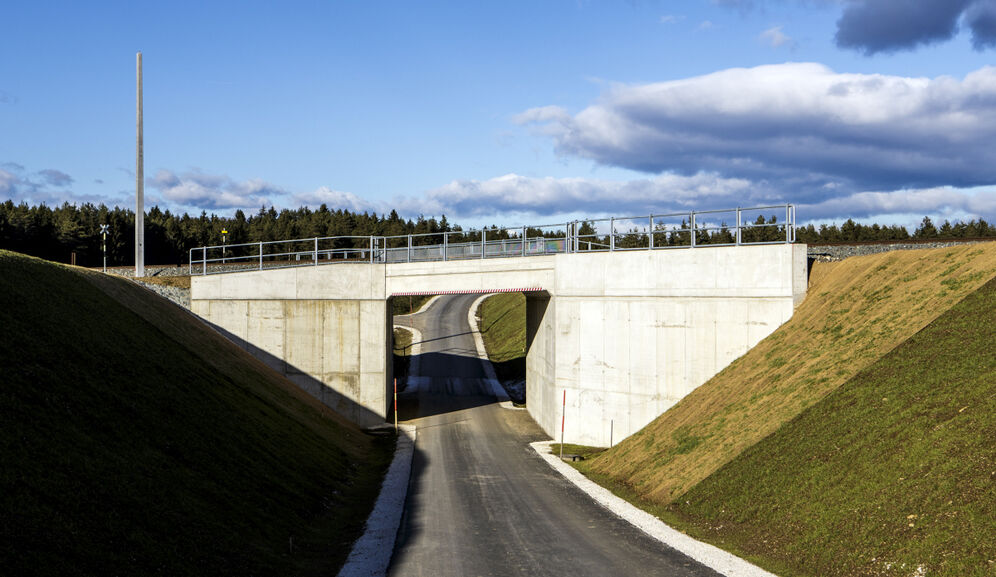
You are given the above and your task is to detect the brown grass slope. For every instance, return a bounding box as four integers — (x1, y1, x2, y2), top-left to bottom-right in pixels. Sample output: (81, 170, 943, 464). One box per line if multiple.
(0, 251, 391, 577)
(586, 242, 996, 504)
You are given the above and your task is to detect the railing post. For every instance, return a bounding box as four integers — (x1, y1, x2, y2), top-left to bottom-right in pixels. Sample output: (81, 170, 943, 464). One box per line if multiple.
(736, 208, 742, 246)
(202, 247, 207, 275)
(521, 226, 526, 257)
(407, 234, 412, 263)
(443, 232, 448, 261)
(649, 215, 654, 249)
(258, 242, 263, 269)
(188, 249, 193, 275)
(610, 217, 615, 251)
(785, 204, 791, 243)
(314, 237, 318, 265)
(481, 229, 486, 259)
(690, 212, 696, 247)
(790, 205, 796, 242)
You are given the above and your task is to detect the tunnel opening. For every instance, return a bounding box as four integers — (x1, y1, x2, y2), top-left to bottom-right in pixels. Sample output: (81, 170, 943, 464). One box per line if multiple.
(387, 289, 545, 420)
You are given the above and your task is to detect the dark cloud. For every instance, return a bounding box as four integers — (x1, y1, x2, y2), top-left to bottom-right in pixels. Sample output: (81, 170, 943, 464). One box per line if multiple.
(517, 63, 996, 199)
(966, 2, 996, 49)
(0, 90, 16, 105)
(834, 0, 996, 54)
(38, 169, 74, 187)
(0, 163, 122, 207)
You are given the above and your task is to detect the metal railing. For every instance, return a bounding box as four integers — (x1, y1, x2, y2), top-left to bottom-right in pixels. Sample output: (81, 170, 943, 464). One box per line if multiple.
(189, 204, 795, 275)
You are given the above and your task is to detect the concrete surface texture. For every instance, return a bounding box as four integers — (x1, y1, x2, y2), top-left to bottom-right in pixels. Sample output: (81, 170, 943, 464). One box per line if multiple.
(388, 294, 723, 577)
(544, 244, 808, 446)
(190, 297, 391, 427)
(191, 243, 807, 444)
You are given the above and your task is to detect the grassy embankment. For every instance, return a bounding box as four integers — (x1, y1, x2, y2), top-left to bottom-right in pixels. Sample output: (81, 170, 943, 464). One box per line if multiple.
(574, 243, 996, 577)
(476, 292, 527, 402)
(0, 250, 393, 577)
(129, 274, 192, 289)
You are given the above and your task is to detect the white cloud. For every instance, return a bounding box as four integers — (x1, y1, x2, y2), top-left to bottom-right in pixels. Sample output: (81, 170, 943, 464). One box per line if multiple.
(409, 172, 757, 219)
(0, 169, 18, 197)
(801, 186, 996, 222)
(516, 63, 996, 199)
(697, 20, 714, 31)
(149, 169, 282, 210)
(292, 186, 384, 214)
(760, 25, 792, 48)
(511, 105, 571, 126)
(660, 14, 684, 24)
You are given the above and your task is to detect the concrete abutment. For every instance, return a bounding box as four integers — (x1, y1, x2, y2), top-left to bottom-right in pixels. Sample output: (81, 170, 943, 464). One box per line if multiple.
(191, 244, 807, 445)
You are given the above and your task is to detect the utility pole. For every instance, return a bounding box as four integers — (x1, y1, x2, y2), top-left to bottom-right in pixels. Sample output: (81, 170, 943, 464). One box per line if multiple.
(135, 51, 145, 278)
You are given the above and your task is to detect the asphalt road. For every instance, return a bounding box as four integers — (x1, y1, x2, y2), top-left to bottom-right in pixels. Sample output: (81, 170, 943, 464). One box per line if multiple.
(388, 294, 721, 577)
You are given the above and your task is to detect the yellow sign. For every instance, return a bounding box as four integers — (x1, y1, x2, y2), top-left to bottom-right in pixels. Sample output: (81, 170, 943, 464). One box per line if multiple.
(221, 229, 228, 234)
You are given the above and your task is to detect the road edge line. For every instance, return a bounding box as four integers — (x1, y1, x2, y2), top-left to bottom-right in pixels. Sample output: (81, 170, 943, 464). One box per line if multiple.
(337, 424, 417, 577)
(529, 440, 778, 577)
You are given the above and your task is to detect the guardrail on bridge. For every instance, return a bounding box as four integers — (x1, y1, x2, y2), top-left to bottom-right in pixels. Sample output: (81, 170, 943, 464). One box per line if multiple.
(188, 204, 796, 275)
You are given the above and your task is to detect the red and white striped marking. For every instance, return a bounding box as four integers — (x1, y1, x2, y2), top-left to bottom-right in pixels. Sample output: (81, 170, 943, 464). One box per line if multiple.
(390, 287, 544, 297)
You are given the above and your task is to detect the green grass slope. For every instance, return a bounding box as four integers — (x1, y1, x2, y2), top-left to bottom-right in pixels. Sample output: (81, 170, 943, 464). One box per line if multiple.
(477, 292, 526, 389)
(585, 244, 996, 503)
(0, 251, 392, 577)
(666, 275, 996, 577)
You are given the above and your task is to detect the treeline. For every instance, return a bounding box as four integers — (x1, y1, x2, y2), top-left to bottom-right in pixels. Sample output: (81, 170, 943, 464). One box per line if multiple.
(0, 201, 458, 267)
(796, 216, 996, 244)
(1, 201, 994, 267)
(606, 214, 996, 248)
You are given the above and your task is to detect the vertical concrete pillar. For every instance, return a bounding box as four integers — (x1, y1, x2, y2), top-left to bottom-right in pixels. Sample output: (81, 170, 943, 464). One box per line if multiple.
(525, 292, 557, 438)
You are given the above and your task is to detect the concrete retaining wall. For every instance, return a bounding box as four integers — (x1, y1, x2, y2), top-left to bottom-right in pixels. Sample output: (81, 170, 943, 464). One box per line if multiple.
(526, 244, 808, 446)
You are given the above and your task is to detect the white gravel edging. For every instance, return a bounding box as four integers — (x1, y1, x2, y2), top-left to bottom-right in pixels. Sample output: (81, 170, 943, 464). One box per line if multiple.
(337, 424, 417, 577)
(530, 440, 778, 577)
(467, 294, 515, 406)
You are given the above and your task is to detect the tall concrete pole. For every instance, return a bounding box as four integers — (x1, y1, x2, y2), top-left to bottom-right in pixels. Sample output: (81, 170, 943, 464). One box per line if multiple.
(135, 51, 145, 277)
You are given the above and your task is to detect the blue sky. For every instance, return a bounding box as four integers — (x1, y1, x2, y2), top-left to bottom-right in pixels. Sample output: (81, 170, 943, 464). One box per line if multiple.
(2, 0, 996, 229)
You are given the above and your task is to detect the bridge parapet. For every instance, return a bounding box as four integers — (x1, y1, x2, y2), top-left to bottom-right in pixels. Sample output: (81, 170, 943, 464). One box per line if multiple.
(188, 205, 796, 276)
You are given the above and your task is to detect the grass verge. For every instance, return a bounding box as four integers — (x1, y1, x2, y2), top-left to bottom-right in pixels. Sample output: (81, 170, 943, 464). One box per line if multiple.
(391, 294, 433, 316)
(477, 292, 526, 403)
(549, 444, 608, 460)
(0, 250, 393, 577)
(393, 327, 414, 388)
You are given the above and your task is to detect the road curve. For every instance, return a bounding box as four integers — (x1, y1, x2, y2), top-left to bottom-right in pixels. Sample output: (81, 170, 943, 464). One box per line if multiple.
(388, 294, 721, 577)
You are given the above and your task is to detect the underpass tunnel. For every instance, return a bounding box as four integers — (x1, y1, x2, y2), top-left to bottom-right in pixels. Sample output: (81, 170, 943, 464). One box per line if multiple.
(388, 290, 546, 420)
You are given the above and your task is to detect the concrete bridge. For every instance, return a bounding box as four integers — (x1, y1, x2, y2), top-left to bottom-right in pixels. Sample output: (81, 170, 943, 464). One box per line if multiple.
(190, 207, 807, 446)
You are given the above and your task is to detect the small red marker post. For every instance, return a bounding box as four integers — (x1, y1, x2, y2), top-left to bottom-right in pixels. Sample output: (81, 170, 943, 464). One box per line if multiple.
(393, 378, 398, 432)
(560, 389, 566, 460)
